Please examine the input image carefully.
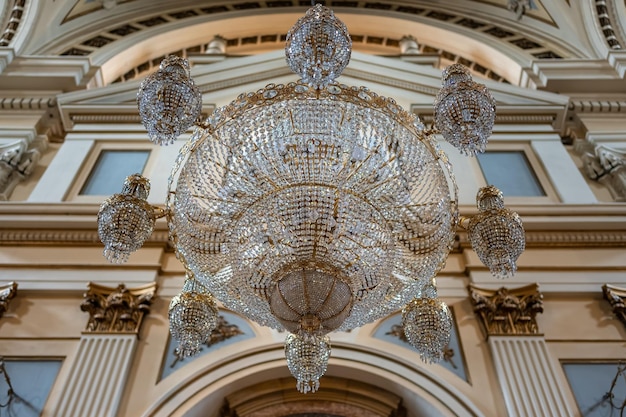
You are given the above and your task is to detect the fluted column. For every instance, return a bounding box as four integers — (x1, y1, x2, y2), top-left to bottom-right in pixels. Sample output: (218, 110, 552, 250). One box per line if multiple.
(469, 284, 575, 417)
(489, 336, 573, 416)
(52, 282, 157, 417)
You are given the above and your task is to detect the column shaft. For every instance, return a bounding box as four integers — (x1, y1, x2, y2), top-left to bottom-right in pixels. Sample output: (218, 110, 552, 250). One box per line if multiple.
(489, 336, 574, 417)
(53, 334, 137, 417)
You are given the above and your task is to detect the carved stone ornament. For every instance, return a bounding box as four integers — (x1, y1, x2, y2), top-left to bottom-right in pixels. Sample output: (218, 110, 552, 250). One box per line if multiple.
(603, 284, 626, 327)
(575, 140, 626, 202)
(468, 283, 543, 337)
(81, 282, 157, 334)
(0, 282, 17, 318)
(0, 137, 47, 200)
(507, 0, 536, 20)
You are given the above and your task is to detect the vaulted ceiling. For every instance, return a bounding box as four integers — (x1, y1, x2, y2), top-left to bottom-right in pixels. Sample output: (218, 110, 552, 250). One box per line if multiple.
(3, 0, 619, 88)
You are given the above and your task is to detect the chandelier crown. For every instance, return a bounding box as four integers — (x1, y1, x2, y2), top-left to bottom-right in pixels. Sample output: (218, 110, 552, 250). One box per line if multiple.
(285, 3, 352, 88)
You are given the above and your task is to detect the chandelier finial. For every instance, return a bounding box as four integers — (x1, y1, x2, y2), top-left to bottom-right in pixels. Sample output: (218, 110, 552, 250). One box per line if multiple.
(433, 64, 496, 156)
(285, 4, 352, 88)
(467, 186, 525, 278)
(402, 285, 452, 364)
(137, 55, 202, 146)
(168, 275, 219, 357)
(285, 332, 331, 393)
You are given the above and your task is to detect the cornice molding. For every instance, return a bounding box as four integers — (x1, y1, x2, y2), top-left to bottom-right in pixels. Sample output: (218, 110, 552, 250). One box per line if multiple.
(0, 204, 624, 247)
(0, 229, 170, 245)
(0, 229, 624, 249)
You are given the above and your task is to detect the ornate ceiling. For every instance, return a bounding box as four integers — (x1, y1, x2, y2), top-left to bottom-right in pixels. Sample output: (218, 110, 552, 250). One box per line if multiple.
(1, 0, 625, 127)
(4, 0, 620, 88)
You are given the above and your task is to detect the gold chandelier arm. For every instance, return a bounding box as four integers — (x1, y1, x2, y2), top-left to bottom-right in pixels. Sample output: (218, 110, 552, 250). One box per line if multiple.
(458, 215, 472, 230)
(152, 206, 168, 219)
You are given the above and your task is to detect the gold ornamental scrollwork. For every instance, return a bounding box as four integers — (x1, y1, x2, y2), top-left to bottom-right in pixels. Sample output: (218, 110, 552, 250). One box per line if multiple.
(0, 282, 17, 319)
(81, 282, 157, 334)
(603, 284, 626, 328)
(468, 283, 543, 337)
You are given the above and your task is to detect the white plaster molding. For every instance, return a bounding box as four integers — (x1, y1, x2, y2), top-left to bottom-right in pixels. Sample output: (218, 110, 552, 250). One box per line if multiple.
(469, 270, 626, 293)
(0, 47, 15, 73)
(5, 268, 160, 292)
(531, 139, 598, 203)
(521, 58, 626, 92)
(0, 54, 97, 91)
(27, 139, 93, 202)
(488, 336, 576, 417)
(51, 334, 137, 417)
(608, 50, 626, 78)
(0, 133, 47, 200)
(574, 138, 626, 201)
(585, 131, 626, 147)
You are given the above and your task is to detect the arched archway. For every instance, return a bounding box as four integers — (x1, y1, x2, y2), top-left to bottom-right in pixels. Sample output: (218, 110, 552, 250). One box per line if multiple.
(143, 343, 486, 417)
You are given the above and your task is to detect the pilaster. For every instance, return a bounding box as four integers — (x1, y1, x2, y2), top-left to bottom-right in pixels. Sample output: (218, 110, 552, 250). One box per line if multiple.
(469, 283, 575, 417)
(488, 336, 574, 417)
(51, 282, 157, 417)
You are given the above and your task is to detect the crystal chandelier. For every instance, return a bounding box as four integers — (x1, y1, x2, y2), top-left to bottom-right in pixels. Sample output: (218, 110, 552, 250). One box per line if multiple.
(98, 3, 525, 393)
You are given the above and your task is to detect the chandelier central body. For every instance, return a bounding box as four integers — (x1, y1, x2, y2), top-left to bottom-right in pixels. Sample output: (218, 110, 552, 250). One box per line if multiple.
(171, 82, 458, 332)
(98, 2, 525, 394)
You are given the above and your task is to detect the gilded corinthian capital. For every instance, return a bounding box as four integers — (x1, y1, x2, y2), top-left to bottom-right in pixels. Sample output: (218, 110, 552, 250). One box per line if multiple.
(468, 283, 543, 337)
(81, 282, 157, 334)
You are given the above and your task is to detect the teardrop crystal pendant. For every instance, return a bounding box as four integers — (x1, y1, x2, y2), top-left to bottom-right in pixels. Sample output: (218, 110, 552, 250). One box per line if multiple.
(285, 332, 331, 393)
(137, 55, 202, 145)
(468, 185, 525, 278)
(97, 174, 155, 264)
(434, 64, 496, 156)
(168, 276, 219, 357)
(402, 285, 452, 364)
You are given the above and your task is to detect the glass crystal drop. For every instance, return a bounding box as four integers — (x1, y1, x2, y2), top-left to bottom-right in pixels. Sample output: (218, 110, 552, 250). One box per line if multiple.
(285, 4, 352, 89)
(168, 277, 219, 357)
(402, 295, 452, 364)
(433, 64, 496, 156)
(468, 186, 525, 279)
(97, 174, 155, 264)
(285, 332, 331, 393)
(137, 55, 202, 145)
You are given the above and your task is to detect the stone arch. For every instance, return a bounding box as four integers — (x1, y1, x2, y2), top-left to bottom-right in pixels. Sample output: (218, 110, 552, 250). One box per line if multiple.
(143, 343, 486, 417)
(86, 12, 526, 86)
(18, 3, 584, 87)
